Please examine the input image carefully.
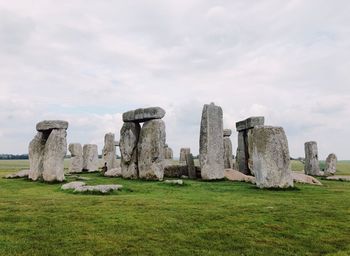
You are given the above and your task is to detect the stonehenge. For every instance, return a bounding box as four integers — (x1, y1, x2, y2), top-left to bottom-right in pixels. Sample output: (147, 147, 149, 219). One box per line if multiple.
(83, 144, 99, 172)
(235, 117, 264, 175)
(28, 120, 68, 182)
(324, 153, 337, 176)
(248, 126, 293, 188)
(199, 103, 224, 180)
(179, 148, 190, 165)
(223, 129, 233, 169)
(164, 144, 173, 159)
(120, 106, 166, 180)
(102, 133, 117, 170)
(186, 153, 196, 179)
(304, 141, 322, 176)
(68, 143, 83, 173)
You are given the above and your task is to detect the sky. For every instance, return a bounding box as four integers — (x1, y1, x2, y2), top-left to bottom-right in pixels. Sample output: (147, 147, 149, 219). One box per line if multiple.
(0, 0, 349, 159)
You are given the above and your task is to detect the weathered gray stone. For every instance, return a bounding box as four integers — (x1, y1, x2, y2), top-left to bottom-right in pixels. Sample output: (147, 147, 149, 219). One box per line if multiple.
(36, 120, 68, 131)
(138, 119, 166, 180)
(235, 131, 249, 174)
(224, 169, 256, 184)
(102, 133, 117, 170)
(120, 122, 140, 179)
(28, 120, 69, 182)
(5, 169, 30, 179)
(186, 153, 196, 179)
(164, 179, 183, 185)
(68, 143, 83, 173)
(123, 107, 165, 122)
(83, 144, 99, 172)
(61, 181, 86, 190)
(114, 141, 120, 147)
(42, 129, 67, 182)
(248, 126, 293, 188)
(28, 131, 47, 181)
(74, 184, 123, 193)
(179, 148, 190, 165)
(224, 136, 233, 169)
(326, 175, 350, 181)
(104, 167, 122, 177)
(304, 141, 322, 176)
(236, 116, 264, 132)
(199, 103, 224, 180)
(324, 153, 337, 176)
(223, 129, 232, 137)
(292, 172, 322, 185)
(164, 145, 173, 159)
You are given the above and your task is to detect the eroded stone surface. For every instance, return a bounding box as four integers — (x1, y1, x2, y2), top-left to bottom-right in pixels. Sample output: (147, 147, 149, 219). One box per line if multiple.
(179, 148, 190, 165)
(68, 143, 83, 173)
(28, 131, 47, 181)
(5, 169, 30, 179)
(236, 116, 265, 132)
(104, 167, 122, 177)
(102, 133, 117, 170)
(36, 120, 68, 131)
(123, 107, 165, 122)
(324, 153, 337, 176)
(164, 179, 183, 185)
(292, 172, 322, 185)
(164, 145, 173, 159)
(138, 119, 166, 180)
(248, 126, 293, 188)
(304, 141, 322, 176)
(61, 181, 86, 190)
(199, 103, 224, 180)
(42, 129, 67, 182)
(224, 136, 233, 169)
(223, 129, 232, 137)
(186, 153, 196, 179)
(326, 175, 350, 181)
(83, 144, 99, 172)
(74, 184, 123, 193)
(120, 122, 140, 179)
(224, 169, 255, 183)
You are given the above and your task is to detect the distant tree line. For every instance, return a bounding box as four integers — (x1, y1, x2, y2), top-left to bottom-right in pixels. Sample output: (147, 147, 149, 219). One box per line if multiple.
(0, 154, 29, 160)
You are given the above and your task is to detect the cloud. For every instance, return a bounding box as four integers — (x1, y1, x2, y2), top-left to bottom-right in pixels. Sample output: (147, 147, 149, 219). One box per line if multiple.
(0, 0, 349, 159)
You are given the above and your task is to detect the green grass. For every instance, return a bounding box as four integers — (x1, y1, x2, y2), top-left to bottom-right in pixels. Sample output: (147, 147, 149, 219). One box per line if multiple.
(1, 161, 350, 255)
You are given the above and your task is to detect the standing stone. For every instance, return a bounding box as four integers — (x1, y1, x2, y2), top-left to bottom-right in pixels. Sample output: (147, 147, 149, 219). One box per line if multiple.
(68, 143, 83, 173)
(164, 144, 173, 159)
(248, 126, 293, 188)
(42, 129, 67, 182)
(102, 133, 117, 170)
(235, 116, 265, 175)
(199, 103, 224, 180)
(223, 129, 233, 169)
(120, 122, 141, 179)
(324, 153, 337, 176)
(179, 148, 190, 165)
(138, 119, 166, 180)
(28, 132, 47, 181)
(83, 144, 99, 172)
(186, 153, 196, 179)
(304, 141, 322, 176)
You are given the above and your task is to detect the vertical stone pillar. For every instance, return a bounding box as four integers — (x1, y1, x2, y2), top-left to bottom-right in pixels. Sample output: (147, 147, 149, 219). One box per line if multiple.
(324, 153, 337, 176)
(138, 119, 166, 180)
(120, 122, 140, 179)
(199, 103, 224, 180)
(223, 129, 233, 169)
(68, 143, 83, 173)
(102, 133, 117, 170)
(179, 148, 190, 165)
(248, 126, 293, 188)
(83, 144, 99, 172)
(304, 141, 321, 176)
(186, 153, 196, 179)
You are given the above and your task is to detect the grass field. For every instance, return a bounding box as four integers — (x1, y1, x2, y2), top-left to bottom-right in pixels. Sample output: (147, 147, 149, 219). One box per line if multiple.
(1, 160, 350, 255)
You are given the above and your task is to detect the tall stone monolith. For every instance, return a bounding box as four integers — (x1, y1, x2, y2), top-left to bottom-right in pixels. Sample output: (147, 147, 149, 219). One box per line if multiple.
(304, 141, 322, 176)
(179, 148, 190, 165)
(138, 119, 166, 180)
(199, 103, 224, 180)
(69, 143, 83, 173)
(223, 129, 233, 169)
(120, 122, 140, 179)
(248, 126, 293, 188)
(102, 133, 117, 170)
(324, 153, 337, 176)
(83, 144, 99, 172)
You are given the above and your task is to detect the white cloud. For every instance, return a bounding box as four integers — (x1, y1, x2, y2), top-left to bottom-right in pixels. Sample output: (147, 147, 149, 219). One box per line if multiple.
(0, 0, 349, 159)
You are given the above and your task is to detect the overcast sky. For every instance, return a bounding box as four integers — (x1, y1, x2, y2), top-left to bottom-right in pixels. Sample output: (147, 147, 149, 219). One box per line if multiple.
(0, 0, 349, 160)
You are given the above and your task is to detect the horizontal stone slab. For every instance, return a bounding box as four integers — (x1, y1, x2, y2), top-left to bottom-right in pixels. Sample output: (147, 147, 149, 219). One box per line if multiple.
(123, 107, 165, 122)
(236, 116, 264, 132)
(36, 120, 69, 131)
